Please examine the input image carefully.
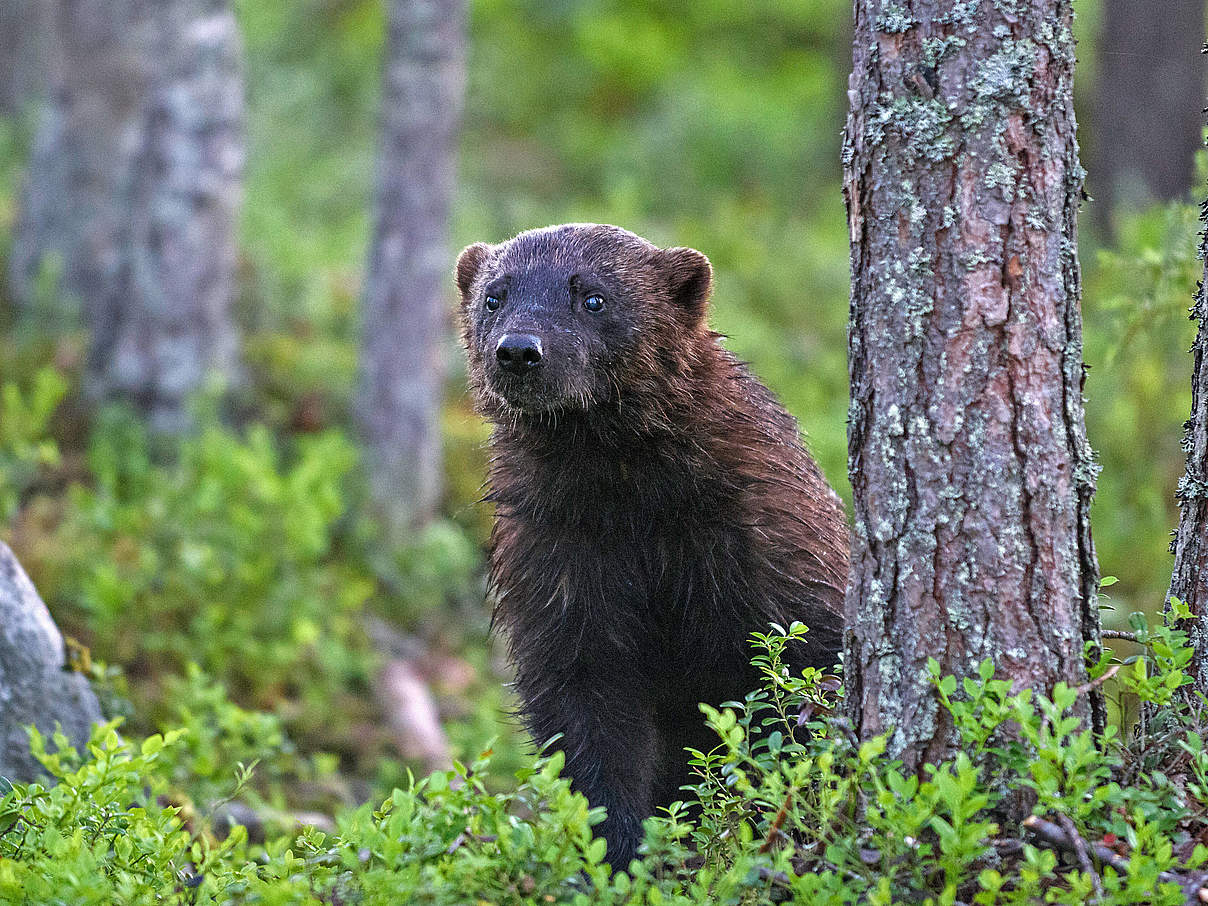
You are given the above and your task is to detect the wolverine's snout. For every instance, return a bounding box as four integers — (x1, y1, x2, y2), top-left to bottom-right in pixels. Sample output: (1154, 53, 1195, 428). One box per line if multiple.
(495, 333, 544, 373)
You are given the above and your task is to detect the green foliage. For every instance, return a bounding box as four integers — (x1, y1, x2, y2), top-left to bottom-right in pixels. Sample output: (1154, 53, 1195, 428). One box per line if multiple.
(0, 366, 64, 520)
(47, 406, 376, 738)
(0, 724, 219, 905)
(1082, 201, 1203, 616)
(5, 623, 1207, 905)
(0, 1, 1204, 900)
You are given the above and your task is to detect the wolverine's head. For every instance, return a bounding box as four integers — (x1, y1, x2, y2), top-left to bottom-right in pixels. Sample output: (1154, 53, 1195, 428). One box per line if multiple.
(454, 223, 712, 419)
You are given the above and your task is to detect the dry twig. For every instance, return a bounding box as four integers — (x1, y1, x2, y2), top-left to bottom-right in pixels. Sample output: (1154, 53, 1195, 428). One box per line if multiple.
(759, 790, 795, 854)
(1076, 664, 1121, 698)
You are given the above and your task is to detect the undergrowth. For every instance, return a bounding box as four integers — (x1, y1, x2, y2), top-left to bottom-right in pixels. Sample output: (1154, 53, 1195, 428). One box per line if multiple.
(2, 616, 1206, 905)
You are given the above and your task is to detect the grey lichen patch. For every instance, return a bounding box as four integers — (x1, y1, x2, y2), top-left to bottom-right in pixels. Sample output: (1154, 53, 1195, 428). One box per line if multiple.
(885, 403, 906, 436)
(959, 248, 995, 270)
(1025, 207, 1050, 230)
(983, 160, 1020, 202)
(1177, 474, 1208, 502)
(864, 95, 956, 166)
(937, 0, 984, 27)
(875, 3, 917, 33)
(989, 0, 1025, 19)
(907, 247, 933, 276)
(922, 35, 967, 68)
(962, 39, 1038, 129)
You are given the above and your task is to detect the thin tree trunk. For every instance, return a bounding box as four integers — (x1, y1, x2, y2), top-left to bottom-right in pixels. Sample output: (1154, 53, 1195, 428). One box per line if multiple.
(842, 1, 1103, 773)
(356, 0, 467, 541)
(1091, 0, 1204, 226)
(9, 0, 151, 325)
(0, 0, 52, 118)
(9, 0, 244, 434)
(1169, 204, 1208, 691)
(97, 1, 245, 434)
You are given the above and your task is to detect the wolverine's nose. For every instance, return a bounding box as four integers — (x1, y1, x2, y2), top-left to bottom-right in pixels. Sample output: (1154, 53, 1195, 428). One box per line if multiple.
(495, 334, 543, 373)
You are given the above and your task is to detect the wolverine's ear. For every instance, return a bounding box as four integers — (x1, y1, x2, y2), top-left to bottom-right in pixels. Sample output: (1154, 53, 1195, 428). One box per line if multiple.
(454, 242, 493, 302)
(659, 246, 713, 327)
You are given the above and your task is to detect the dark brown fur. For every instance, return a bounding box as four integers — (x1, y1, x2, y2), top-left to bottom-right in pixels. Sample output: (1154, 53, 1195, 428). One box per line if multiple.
(455, 224, 848, 867)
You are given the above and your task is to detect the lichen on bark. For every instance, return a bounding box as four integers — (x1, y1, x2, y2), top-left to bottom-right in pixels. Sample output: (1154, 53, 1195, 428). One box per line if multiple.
(842, 0, 1103, 772)
(1167, 185, 1208, 693)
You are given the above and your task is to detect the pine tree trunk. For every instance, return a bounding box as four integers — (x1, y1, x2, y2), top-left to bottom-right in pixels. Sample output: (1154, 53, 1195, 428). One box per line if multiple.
(356, 0, 467, 541)
(1169, 216, 1208, 691)
(1091, 0, 1203, 224)
(842, 0, 1103, 772)
(10, 0, 244, 434)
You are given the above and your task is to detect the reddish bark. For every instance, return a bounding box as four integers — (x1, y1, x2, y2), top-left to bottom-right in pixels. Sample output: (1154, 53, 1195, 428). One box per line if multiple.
(842, 0, 1103, 770)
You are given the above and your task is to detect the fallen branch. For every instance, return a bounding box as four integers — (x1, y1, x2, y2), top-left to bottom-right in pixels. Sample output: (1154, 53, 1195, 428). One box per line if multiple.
(1055, 812, 1102, 901)
(363, 615, 452, 772)
(1023, 815, 1208, 903)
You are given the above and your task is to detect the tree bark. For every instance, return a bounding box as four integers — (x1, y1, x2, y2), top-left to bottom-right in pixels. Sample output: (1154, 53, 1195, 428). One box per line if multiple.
(9, 0, 244, 434)
(1169, 207, 1208, 692)
(1091, 0, 1204, 225)
(842, 0, 1103, 772)
(356, 0, 467, 540)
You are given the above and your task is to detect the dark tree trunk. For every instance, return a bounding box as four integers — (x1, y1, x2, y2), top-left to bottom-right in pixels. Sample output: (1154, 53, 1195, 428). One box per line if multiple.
(9, 0, 244, 434)
(1169, 205, 1208, 691)
(842, 0, 1103, 772)
(356, 0, 467, 541)
(1091, 0, 1204, 225)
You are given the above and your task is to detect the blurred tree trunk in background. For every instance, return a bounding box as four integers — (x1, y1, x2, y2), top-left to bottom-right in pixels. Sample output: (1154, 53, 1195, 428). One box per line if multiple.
(842, 0, 1103, 774)
(1169, 215, 1208, 692)
(0, 0, 51, 117)
(9, 0, 244, 434)
(356, 0, 467, 542)
(1092, 0, 1204, 227)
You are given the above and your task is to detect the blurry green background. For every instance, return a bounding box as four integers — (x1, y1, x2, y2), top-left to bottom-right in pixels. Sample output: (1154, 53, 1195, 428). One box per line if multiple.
(0, 0, 1203, 801)
(232, 0, 1203, 613)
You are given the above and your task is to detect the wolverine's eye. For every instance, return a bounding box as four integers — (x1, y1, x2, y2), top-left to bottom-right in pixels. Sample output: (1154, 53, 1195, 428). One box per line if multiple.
(583, 294, 605, 313)
(484, 294, 502, 312)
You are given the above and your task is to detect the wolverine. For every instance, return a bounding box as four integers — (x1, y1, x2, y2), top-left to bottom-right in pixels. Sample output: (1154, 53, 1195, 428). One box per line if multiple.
(455, 223, 849, 867)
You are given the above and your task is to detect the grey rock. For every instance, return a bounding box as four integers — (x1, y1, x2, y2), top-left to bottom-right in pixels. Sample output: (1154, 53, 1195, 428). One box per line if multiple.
(0, 542, 102, 783)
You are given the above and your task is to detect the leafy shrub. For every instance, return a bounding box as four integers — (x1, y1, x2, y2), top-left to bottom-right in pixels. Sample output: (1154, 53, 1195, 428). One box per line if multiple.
(47, 407, 377, 740)
(4, 618, 1208, 904)
(0, 366, 65, 520)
